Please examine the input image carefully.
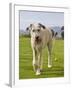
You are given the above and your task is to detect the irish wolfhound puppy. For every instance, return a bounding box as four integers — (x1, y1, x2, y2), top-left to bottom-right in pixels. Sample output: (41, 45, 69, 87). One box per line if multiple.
(26, 23, 54, 75)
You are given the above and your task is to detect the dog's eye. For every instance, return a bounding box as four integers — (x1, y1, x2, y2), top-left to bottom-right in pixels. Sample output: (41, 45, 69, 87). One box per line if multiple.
(37, 29, 40, 32)
(32, 29, 35, 32)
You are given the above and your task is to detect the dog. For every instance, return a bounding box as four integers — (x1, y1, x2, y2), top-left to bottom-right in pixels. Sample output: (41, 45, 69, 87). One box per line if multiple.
(26, 23, 54, 75)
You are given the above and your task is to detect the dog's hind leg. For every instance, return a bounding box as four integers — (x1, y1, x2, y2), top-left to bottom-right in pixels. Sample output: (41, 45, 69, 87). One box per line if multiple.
(47, 41, 52, 68)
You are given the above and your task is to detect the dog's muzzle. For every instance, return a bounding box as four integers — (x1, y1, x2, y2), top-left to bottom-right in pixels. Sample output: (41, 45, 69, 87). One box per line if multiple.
(35, 36, 41, 44)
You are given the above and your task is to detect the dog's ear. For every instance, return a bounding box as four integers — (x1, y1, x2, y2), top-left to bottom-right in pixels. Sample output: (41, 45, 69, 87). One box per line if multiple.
(26, 27, 29, 31)
(30, 24, 33, 28)
(38, 23, 46, 29)
(26, 24, 33, 31)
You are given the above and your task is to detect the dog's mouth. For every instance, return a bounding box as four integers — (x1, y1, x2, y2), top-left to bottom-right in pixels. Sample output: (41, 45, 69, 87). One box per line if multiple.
(35, 38, 42, 44)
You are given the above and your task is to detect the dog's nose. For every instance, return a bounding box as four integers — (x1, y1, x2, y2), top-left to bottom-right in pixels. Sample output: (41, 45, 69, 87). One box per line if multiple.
(36, 36, 39, 40)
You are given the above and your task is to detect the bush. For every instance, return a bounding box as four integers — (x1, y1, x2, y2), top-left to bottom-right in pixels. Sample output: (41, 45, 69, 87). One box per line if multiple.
(61, 31, 64, 39)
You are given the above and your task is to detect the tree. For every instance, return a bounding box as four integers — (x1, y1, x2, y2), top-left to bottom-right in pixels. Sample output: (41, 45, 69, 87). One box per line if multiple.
(61, 26, 64, 30)
(61, 26, 64, 39)
(61, 31, 64, 39)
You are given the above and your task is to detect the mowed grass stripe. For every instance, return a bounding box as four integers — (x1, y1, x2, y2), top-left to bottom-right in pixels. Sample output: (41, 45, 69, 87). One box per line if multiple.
(19, 36, 64, 79)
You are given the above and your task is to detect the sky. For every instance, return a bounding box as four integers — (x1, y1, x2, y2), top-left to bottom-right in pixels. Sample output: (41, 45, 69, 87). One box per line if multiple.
(19, 10, 64, 31)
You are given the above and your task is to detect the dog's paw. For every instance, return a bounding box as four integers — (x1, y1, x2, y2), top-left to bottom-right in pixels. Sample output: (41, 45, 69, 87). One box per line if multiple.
(48, 65, 52, 68)
(36, 69, 41, 75)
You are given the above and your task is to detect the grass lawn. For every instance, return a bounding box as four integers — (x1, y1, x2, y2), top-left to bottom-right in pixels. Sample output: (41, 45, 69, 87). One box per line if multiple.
(19, 36, 64, 79)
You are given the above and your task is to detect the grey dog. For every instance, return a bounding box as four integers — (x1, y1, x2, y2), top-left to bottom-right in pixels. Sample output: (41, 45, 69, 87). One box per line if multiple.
(26, 23, 54, 75)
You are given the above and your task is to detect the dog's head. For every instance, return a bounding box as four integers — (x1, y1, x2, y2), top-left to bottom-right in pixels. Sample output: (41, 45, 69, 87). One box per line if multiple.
(26, 23, 46, 43)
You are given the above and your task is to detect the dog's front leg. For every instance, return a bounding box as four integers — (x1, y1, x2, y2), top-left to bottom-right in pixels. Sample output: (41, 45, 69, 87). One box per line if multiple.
(32, 49, 38, 72)
(38, 51, 43, 71)
(36, 51, 42, 75)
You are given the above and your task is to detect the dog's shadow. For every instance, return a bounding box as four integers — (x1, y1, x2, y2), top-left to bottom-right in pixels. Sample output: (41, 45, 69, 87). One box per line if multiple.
(41, 66, 64, 76)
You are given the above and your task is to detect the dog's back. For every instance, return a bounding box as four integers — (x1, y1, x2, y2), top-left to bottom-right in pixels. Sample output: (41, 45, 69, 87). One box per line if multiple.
(40, 27, 52, 48)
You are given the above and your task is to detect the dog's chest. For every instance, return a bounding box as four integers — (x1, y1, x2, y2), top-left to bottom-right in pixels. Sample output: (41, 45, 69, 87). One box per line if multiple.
(35, 44, 42, 52)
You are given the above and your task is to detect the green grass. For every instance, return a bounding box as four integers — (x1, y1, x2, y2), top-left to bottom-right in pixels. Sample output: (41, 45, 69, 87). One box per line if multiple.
(19, 36, 64, 79)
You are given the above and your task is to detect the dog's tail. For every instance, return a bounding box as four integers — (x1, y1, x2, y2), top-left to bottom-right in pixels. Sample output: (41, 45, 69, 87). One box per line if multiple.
(51, 29, 57, 39)
(51, 29, 58, 61)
